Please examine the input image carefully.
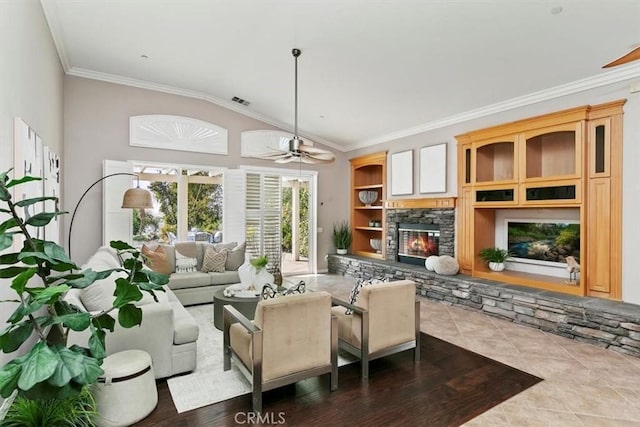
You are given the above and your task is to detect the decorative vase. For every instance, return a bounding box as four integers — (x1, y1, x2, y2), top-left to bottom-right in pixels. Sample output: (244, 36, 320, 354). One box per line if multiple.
(337, 248, 348, 255)
(273, 266, 283, 286)
(358, 190, 378, 206)
(489, 262, 505, 272)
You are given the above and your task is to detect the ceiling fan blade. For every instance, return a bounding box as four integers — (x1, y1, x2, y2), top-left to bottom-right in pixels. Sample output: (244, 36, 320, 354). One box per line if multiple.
(297, 143, 331, 155)
(274, 155, 296, 164)
(254, 148, 289, 160)
(303, 153, 335, 164)
(603, 46, 640, 68)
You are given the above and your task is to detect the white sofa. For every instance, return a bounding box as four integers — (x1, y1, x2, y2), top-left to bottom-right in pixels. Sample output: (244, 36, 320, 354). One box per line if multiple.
(64, 246, 199, 379)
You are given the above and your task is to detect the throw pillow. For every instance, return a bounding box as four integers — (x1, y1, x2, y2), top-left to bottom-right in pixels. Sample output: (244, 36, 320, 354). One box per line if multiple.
(175, 241, 197, 258)
(211, 241, 237, 252)
(141, 245, 172, 275)
(202, 247, 228, 273)
(175, 249, 197, 273)
(80, 270, 127, 312)
(225, 242, 246, 271)
(345, 277, 388, 315)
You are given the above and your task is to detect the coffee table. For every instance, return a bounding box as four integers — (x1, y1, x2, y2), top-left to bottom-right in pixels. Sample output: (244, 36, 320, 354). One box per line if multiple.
(213, 288, 259, 330)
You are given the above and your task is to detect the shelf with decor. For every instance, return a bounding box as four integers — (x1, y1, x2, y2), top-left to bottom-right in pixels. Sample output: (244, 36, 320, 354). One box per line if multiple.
(350, 151, 387, 259)
(456, 100, 625, 300)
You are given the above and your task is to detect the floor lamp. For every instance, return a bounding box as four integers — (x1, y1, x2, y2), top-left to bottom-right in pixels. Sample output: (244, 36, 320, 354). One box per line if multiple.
(67, 173, 153, 258)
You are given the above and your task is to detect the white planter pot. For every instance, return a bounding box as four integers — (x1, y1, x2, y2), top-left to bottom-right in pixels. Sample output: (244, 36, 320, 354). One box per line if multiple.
(489, 262, 505, 272)
(336, 249, 348, 255)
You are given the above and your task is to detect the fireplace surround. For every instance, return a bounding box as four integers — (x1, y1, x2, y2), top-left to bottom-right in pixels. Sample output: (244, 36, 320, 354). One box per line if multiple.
(386, 208, 454, 265)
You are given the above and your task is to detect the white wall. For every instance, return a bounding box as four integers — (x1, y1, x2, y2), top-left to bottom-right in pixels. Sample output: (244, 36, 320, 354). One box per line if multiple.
(63, 76, 349, 268)
(348, 81, 640, 304)
(0, 0, 64, 366)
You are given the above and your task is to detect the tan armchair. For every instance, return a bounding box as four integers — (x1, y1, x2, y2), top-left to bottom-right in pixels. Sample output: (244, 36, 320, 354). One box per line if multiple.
(331, 280, 420, 380)
(223, 292, 338, 413)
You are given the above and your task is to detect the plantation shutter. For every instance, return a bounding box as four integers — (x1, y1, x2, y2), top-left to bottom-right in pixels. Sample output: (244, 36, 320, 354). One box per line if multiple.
(245, 172, 281, 269)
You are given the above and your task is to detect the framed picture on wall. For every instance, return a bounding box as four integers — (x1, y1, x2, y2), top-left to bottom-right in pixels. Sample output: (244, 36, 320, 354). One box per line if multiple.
(13, 118, 44, 247)
(420, 143, 447, 193)
(391, 150, 413, 195)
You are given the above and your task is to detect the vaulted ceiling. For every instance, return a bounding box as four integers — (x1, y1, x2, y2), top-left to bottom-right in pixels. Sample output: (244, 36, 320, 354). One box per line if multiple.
(41, 0, 640, 151)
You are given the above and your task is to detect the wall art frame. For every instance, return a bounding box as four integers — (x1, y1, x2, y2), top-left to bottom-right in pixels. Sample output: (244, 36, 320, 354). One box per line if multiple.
(419, 143, 447, 193)
(391, 150, 414, 196)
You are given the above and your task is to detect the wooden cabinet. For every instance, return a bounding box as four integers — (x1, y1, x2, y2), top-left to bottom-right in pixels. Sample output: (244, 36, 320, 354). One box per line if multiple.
(455, 100, 625, 299)
(350, 152, 387, 259)
(586, 105, 623, 299)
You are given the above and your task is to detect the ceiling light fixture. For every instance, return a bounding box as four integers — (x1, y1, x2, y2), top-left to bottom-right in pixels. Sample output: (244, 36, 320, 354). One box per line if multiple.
(257, 48, 335, 164)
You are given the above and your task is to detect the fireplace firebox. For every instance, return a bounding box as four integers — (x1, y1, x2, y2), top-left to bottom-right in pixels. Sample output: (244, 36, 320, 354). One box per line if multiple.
(397, 223, 440, 266)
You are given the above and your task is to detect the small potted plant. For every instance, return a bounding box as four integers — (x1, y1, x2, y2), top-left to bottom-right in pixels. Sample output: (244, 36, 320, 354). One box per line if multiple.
(332, 221, 352, 255)
(248, 255, 272, 293)
(479, 247, 512, 272)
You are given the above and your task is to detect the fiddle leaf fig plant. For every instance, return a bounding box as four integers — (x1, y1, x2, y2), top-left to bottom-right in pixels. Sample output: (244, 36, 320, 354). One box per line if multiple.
(0, 169, 169, 401)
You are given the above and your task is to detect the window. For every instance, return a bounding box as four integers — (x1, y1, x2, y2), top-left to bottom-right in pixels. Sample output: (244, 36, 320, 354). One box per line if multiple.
(131, 164, 224, 246)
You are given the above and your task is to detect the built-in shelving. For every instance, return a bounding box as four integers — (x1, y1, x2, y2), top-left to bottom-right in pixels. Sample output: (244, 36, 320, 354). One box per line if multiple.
(455, 100, 625, 300)
(350, 152, 387, 260)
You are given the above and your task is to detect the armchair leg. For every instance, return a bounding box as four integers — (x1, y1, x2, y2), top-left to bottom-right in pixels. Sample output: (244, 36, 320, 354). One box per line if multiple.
(361, 311, 369, 381)
(361, 353, 369, 381)
(330, 316, 338, 391)
(414, 300, 421, 364)
(252, 389, 262, 414)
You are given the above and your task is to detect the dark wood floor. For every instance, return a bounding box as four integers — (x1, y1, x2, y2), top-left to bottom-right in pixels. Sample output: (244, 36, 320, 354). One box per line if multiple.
(135, 333, 541, 427)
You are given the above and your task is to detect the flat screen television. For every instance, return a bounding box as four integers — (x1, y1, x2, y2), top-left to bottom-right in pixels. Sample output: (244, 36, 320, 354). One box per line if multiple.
(506, 220, 579, 266)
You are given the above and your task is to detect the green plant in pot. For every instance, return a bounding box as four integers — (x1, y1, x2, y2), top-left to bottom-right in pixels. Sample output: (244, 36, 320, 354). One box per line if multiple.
(0, 169, 168, 426)
(332, 222, 352, 255)
(478, 247, 512, 272)
(249, 255, 268, 272)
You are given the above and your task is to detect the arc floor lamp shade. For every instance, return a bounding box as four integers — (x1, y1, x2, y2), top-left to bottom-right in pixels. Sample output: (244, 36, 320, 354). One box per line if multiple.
(122, 186, 153, 209)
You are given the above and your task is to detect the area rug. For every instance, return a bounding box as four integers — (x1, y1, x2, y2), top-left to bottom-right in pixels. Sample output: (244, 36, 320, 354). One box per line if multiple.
(167, 304, 356, 413)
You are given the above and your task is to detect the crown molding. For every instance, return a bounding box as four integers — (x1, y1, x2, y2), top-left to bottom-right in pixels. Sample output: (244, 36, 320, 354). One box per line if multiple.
(62, 60, 640, 155)
(345, 62, 640, 152)
(65, 67, 345, 152)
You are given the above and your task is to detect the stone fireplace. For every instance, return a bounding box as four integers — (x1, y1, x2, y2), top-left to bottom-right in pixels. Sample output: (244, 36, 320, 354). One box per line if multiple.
(386, 208, 455, 264)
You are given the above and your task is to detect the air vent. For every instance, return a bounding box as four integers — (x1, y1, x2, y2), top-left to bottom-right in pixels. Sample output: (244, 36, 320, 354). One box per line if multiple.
(231, 96, 250, 106)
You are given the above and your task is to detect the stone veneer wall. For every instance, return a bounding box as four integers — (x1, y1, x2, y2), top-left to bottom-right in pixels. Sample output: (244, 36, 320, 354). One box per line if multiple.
(328, 255, 640, 357)
(386, 208, 455, 262)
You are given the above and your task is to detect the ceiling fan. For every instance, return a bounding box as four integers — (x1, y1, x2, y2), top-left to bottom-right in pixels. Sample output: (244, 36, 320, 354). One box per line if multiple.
(602, 45, 640, 68)
(257, 48, 335, 164)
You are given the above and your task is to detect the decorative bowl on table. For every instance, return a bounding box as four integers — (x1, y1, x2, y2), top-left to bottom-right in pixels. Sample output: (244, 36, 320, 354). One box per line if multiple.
(369, 238, 382, 253)
(358, 190, 378, 206)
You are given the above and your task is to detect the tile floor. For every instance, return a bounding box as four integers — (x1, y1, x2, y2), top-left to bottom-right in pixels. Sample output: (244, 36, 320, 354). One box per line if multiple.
(298, 274, 640, 427)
